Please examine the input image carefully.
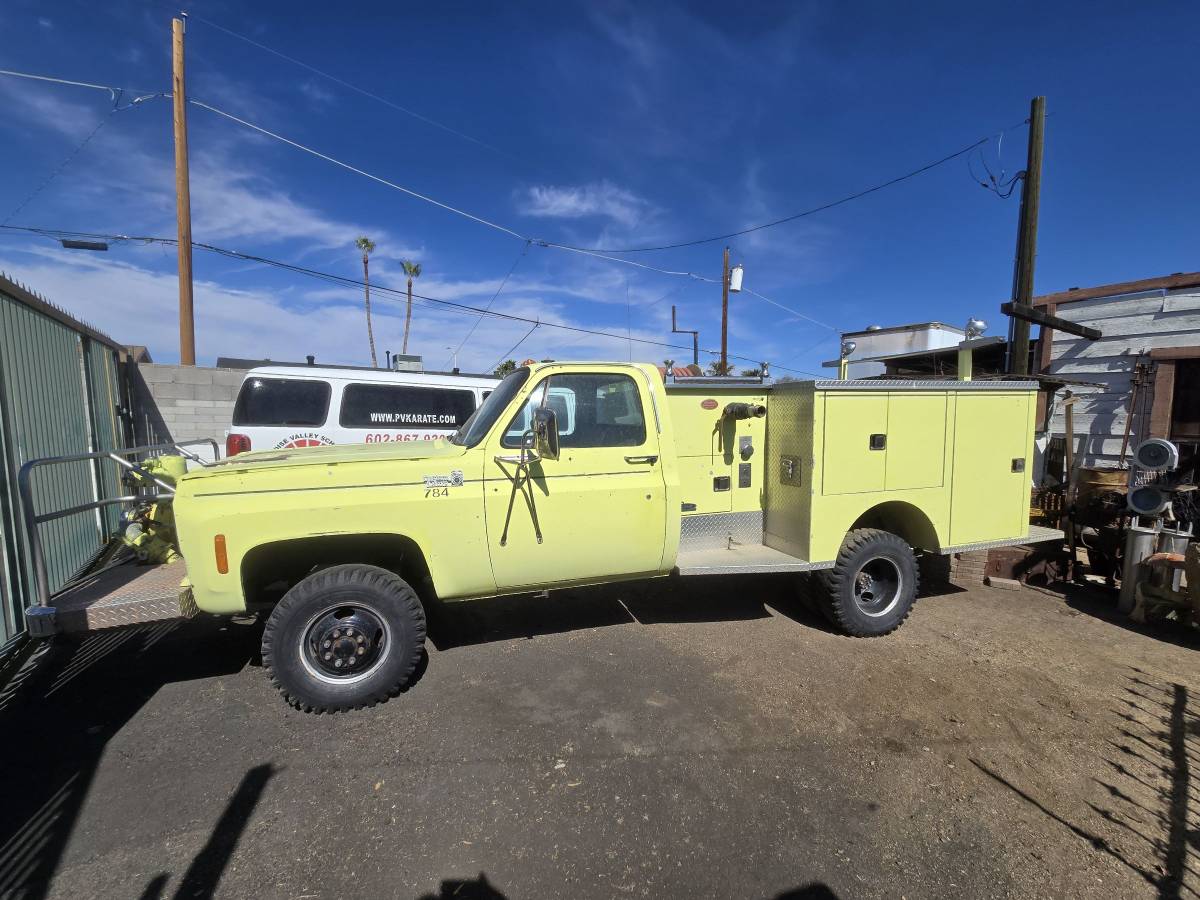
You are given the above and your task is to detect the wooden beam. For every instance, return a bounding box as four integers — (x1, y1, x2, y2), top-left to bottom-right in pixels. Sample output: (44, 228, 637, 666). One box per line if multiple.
(1001, 302, 1101, 340)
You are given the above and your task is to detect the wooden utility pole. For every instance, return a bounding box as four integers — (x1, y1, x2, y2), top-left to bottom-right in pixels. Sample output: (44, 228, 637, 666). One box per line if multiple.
(172, 15, 196, 366)
(720, 245, 730, 372)
(1008, 96, 1046, 375)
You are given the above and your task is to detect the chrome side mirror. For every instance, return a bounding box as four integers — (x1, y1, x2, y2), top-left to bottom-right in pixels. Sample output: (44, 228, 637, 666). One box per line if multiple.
(532, 407, 560, 461)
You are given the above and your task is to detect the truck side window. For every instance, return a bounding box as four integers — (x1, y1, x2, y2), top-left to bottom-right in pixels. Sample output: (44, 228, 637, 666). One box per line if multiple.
(502, 373, 646, 449)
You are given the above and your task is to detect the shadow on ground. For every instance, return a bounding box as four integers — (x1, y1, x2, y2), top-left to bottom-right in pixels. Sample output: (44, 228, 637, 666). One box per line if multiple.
(427, 557, 966, 651)
(972, 666, 1199, 899)
(425, 571, 836, 650)
(0, 616, 266, 900)
(414, 873, 843, 899)
(1031, 579, 1200, 652)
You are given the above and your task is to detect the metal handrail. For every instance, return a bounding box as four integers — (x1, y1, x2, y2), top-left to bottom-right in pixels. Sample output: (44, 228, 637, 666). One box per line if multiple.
(17, 439, 220, 610)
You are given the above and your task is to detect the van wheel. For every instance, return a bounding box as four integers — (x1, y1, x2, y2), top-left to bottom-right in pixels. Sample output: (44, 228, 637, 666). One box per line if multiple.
(262, 564, 426, 713)
(817, 529, 919, 637)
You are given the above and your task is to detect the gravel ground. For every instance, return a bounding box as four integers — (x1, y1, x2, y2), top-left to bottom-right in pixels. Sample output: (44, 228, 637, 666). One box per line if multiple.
(0, 574, 1196, 899)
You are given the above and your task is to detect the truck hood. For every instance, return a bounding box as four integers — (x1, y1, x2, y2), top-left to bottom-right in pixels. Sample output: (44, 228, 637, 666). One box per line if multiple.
(186, 438, 466, 479)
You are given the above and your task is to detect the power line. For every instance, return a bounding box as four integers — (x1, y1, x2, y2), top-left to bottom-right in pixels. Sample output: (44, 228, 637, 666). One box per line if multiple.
(3, 111, 116, 226)
(741, 288, 837, 332)
(2, 64, 1029, 329)
(1, 88, 163, 227)
(0, 68, 151, 97)
(447, 240, 530, 368)
(492, 321, 540, 371)
(188, 13, 514, 161)
(552, 122, 1031, 254)
(0, 223, 820, 375)
(188, 98, 528, 240)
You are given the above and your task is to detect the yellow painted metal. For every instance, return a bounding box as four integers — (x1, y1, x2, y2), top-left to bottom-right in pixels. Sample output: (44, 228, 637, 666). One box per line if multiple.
(957, 345, 973, 381)
(778, 386, 1032, 564)
(822, 394, 888, 494)
(884, 393, 947, 491)
(948, 391, 1035, 544)
(172, 363, 1037, 617)
(665, 388, 766, 515)
(483, 366, 670, 588)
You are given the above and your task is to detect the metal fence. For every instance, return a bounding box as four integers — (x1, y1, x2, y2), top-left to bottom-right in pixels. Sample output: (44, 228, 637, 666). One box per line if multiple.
(0, 274, 128, 651)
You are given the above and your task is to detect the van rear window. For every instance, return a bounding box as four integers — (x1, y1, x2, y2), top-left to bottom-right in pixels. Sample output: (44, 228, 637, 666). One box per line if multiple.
(232, 378, 331, 427)
(339, 384, 476, 429)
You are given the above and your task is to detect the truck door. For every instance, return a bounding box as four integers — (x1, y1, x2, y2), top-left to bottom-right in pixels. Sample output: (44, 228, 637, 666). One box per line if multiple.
(484, 370, 668, 589)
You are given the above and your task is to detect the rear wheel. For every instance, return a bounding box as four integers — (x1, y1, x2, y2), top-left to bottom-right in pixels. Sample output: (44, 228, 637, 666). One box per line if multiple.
(262, 564, 426, 712)
(817, 529, 919, 636)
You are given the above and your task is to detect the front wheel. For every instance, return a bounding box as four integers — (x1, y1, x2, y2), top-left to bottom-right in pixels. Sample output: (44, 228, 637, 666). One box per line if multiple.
(817, 529, 919, 637)
(262, 564, 426, 712)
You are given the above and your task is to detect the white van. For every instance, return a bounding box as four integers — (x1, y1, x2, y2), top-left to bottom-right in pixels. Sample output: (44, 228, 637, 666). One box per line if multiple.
(225, 365, 499, 456)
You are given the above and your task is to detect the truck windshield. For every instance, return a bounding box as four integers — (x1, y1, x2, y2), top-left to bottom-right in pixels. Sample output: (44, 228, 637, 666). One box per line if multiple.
(449, 368, 530, 447)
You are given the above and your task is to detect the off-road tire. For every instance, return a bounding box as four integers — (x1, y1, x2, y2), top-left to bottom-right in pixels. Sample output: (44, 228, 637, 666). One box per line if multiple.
(262, 564, 425, 713)
(817, 528, 919, 637)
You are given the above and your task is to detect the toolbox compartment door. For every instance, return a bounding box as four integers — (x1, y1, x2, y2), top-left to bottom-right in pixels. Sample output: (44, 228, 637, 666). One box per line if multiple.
(949, 393, 1031, 544)
(884, 393, 947, 491)
(822, 394, 888, 495)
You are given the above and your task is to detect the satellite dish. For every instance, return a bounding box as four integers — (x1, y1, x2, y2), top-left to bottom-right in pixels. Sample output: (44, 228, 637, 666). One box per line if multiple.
(1128, 485, 1170, 517)
(1133, 438, 1179, 472)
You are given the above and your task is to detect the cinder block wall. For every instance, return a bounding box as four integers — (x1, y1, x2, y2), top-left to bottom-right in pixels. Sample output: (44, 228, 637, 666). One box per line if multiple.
(130, 364, 244, 461)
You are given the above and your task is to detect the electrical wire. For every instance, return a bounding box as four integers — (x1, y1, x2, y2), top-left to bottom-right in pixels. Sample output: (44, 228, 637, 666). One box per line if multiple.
(0, 68, 154, 97)
(1, 88, 163, 226)
(0, 223, 821, 375)
(446, 240, 530, 368)
(188, 98, 528, 240)
(187, 12, 513, 160)
(3, 111, 116, 225)
(550, 121, 1031, 254)
(491, 321, 540, 371)
(182, 95, 991, 338)
(740, 288, 837, 331)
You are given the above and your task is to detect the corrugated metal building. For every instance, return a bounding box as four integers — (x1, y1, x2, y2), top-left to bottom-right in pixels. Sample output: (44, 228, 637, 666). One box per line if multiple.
(0, 273, 129, 653)
(1036, 271, 1200, 469)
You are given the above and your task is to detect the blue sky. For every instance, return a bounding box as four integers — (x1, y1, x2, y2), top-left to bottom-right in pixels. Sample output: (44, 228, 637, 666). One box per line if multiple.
(0, 0, 1196, 375)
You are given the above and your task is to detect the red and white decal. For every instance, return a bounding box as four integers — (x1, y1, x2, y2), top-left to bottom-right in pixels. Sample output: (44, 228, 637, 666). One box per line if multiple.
(274, 432, 335, 449)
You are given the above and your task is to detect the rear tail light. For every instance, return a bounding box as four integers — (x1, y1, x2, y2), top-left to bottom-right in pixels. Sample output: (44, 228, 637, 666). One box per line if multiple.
(226, 433, 251, 456)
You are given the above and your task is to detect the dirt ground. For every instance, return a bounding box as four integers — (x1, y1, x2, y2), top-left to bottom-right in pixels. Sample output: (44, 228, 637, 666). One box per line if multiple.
(0, 572, 1196, 899)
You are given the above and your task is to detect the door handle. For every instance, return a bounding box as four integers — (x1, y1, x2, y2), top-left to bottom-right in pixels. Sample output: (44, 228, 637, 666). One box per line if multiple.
(624, 455, 658, 465)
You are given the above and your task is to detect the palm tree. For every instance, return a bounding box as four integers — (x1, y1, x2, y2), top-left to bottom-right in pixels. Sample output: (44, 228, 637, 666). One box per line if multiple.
(355, 236, 378, 367)
(401, 259, 422, 354)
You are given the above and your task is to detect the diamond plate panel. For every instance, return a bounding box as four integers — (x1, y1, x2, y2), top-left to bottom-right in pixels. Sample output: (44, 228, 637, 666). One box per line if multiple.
(763, 382, 815, 559)
(47, 559, 196, 633)
(680, 511, 764, 552)
(813, 379, 1038, 392)
(676, 543, 832, 576)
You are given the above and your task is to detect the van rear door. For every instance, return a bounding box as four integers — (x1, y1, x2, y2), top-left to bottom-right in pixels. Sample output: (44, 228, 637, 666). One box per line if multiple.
(230, 376, 334, 452)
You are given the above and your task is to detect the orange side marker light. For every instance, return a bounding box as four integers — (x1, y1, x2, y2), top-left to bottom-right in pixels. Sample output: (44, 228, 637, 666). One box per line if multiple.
(214, 534, 229, 574)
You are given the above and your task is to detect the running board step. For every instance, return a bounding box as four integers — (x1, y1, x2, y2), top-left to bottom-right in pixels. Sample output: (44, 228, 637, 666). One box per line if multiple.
(26, 559, 197, 636)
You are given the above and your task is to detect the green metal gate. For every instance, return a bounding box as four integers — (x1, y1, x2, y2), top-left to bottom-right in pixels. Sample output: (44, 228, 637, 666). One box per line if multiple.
(0, 275, 127, 650)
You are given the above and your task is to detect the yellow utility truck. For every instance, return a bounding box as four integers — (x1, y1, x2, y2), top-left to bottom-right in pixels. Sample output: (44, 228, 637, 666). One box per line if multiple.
(21, 362, 1059, 711)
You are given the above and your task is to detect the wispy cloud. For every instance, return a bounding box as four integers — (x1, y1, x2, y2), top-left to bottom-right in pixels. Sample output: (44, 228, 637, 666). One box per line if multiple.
(0, 245, 678, 372)
(298, 79, 335, 107)
(517, 181, 656, 229)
